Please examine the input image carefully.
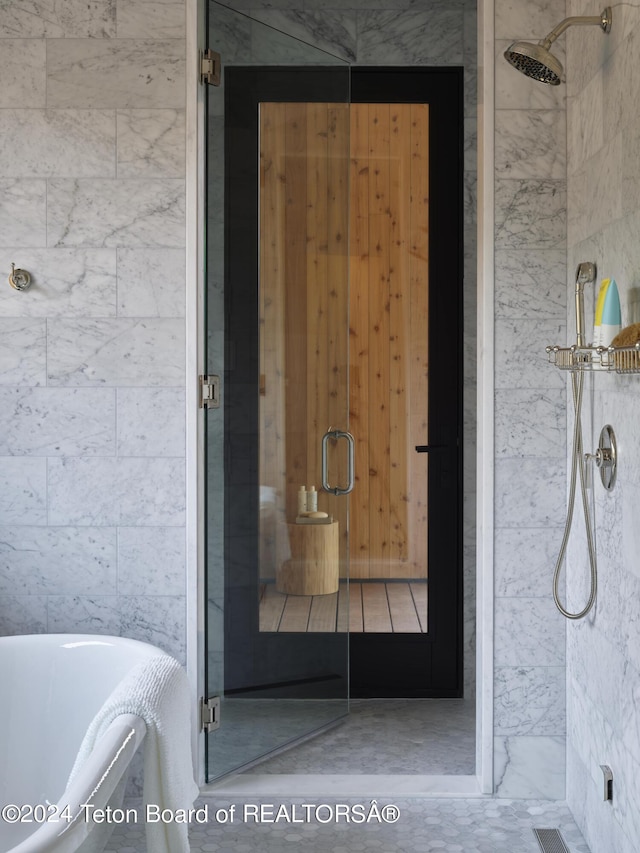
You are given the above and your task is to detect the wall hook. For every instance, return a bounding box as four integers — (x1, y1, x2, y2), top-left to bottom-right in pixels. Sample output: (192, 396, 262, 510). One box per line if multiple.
(9, 263, 32, 292)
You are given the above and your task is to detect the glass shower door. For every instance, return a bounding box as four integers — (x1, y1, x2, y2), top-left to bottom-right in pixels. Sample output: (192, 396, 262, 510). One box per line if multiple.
(205, 1, 351, 782)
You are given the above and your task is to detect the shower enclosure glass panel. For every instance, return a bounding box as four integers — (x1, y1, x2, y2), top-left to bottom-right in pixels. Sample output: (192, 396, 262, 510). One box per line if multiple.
(205, 0, 350, 782)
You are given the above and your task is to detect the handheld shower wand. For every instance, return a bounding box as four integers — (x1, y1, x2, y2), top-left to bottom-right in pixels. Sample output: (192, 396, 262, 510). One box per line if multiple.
(553, 263, 598, 619)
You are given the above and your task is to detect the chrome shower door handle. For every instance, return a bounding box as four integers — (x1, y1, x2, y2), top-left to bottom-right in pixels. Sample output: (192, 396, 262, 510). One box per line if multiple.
(321, 429, 355, 496)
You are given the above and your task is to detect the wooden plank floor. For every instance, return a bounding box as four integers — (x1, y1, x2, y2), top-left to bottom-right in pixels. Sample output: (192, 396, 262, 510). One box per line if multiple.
(259, 581, 427, 633)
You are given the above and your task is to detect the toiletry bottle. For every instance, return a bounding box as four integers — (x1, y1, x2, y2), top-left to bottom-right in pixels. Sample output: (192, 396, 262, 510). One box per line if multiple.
(306, 485, 318, 513)
(593, 278, 611, 347)
(298, 486, 308, 517)
(600, 278, 621, 347)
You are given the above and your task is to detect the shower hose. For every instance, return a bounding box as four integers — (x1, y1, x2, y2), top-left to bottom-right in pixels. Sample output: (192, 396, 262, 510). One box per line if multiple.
(552, 369, 598, 619)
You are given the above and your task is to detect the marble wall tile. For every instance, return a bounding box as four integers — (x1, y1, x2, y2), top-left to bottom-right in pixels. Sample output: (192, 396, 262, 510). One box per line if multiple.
(116, 248, 185, 317)
(117, 109, 185, 178)
(0, 40, 46, 107)
(0, 179, 47, 247)
(0, 457, 47, 524)
(0, 595, 48, 635)
(117, 526, 185, 596)
(47, 179, 186, 248)
(0, 388, 116, 456)
(47, 40, 185, 109)
(0, 249, 117, 317)
(494, 735, 566, 799)
(569, 135, 622, 247)
(0, 319, 46, 386)
(357, 10, 463, 65)
(0, 526, 116, 595)
(495, 388, 565, 458)
(116, 388, 185, 456)
(496, 40, 566, 111)
(495, 666, 566, 736)
(495, 528, 561, 597)
(494, 318, 566, 390)
(47, 318, 184, 386)
(116, 0, 185, 38)
(47, 456, 185, 525)
(495, 248, 566, 318)
(495, 596, 566, 667)
(495, 110, 566, 180)
(47, 594, 121, 634)
(495, 178, 566, 249)
(566, 20, 619, 102)
(0, 110, 116, 178)
(0, 0, 116, 38)
(118, 594, 186, 662)
(495, 458, 566, 529)
(495, 0, 566, 41)
(567, 74, 603, 175)
(249, 10, 356, 62)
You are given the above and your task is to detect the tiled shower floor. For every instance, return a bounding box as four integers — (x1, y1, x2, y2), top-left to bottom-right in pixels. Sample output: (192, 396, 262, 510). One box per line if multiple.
(104, 797, 591, 852)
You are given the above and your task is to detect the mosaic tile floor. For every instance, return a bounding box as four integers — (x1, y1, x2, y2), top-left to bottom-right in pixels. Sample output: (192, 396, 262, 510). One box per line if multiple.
(104, 797, 591, 852)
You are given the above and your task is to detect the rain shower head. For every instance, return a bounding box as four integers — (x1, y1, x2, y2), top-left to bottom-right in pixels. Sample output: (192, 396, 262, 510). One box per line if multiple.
(504, 6, 612, 85)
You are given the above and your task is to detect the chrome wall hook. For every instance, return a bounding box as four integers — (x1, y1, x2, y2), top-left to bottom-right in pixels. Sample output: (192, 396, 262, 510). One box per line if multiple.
(9, 263, 32, 291)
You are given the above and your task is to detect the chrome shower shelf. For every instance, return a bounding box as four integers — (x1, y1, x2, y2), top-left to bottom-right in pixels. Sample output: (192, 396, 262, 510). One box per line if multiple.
(546, 342, 640, 374)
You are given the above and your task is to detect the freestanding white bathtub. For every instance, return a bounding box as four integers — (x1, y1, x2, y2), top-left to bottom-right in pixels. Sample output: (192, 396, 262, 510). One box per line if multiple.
(0, 634, 169, 853)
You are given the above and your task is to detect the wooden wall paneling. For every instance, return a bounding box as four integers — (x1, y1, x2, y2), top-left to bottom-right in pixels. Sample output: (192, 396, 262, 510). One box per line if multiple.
(284, 103, 309, 522)
(326, 103, 350, 572)
(348, 104, 371, 580)
(259, 104, 287, 579)
(305, 102, 329, 503)
(367, 103, 391, 579)
(409, 104, 430, 578)
(388, 104, 411, 578)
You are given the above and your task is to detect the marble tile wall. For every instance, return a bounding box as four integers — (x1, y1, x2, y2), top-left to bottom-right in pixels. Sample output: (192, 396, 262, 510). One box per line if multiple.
(565, 1, 640, 849)
(493, 0, 568, 799)
(0, 0, 187, 663)
(209, 0, 479, 697)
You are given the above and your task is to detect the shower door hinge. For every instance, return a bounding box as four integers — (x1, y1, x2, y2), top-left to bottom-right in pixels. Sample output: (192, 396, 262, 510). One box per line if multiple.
(199, 374, 220, 409)
(200, 49, 221, 86)
(200, 696, 221, 733)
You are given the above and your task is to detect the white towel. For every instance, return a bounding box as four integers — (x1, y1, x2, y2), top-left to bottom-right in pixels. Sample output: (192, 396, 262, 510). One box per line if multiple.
(69, 654, 199, 853)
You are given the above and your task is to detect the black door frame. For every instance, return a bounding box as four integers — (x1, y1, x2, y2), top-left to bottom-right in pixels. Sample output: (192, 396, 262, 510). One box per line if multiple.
(223, 66, 463, 699)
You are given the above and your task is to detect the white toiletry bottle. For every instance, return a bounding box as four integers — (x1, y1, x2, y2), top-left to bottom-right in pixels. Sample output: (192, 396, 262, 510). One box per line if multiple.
(298, 486, 308, 517)
(306, 485, 318, 513)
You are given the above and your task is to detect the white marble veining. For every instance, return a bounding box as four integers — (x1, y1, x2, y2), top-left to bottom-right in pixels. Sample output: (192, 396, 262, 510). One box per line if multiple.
(118, 595, 186, 662)
(46, 594, 122, 634)
(0, 319, 46, 386)
(494, 318, 566, 390)
(116, 248, 185, 316)
(0, 179, 47, 247)
(495, 248, 566, 318)
(495, 388, 565, 459)
(116, 0, 185, 38)
(494, 666, 566, 736)
(568, 134, 622, 248)
(357, 10, 464, 65)
(567, 74, 603, 175)
(495, 0, 566, 41)
(495, 596, 566, 667)
(117, 109, 185, 178)
(0, 249, 117, 317)
(0, 110, 116, 179)
(494, 458, 566, 529)
(0, 595, 47, 635)
(495, 110, 566, 180)
(47, 178, 186, 248)
(495, 527, 561, 598)
(495, 179, 566, 250)
(0, 40, 46, 107)
(0, 526, 116, 595)
(248, 10, 356, 62)
(117, 526, 185, 596)
(0, 0, 116, 37)
(0, 457, 47, 524)
(47, 456, 185, 525)
(116, 387, 185, 455)
(47, 39, 186, 109)
(494, 736, 565, 799)
(47, 318, 184, 386)
(0, 388, 115, 456)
